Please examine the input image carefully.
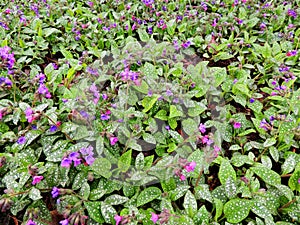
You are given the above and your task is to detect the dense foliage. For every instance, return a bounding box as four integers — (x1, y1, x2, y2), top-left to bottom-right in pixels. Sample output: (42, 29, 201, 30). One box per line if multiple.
(0, 0, 299, 224)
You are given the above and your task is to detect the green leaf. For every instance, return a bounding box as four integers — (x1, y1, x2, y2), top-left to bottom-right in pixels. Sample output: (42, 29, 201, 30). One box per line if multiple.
(90, 158, 112, 179)
(210, 67, 227, 86)
(137, 28, 149, 42)
(104, 194, 129, 205)
(170, 185, 190, 201)
(263, 138, 277, 148)
(60, 46, 73, 59)
(84, 202, 105, 223)
(251, 200, 273, 220)
(142, 95, 159, 113)
(218, 158, 236, 185)
(43, 27, 61, 37)
(288, 170, 300, 191)
(182, 118, 198, 136)
(169, 105, 183, 118)
(135, 152, 145, 170)
(269, 146, 279, 162)
(118, 149, 132, 172)
(225, 177, 237, 199)
(183, 190, 197, 217)
(101, 202, 117, 224)
(281, 154, 297, 175)
(214, 198, 223, 221)
(224, 199, 252, 223)
(155, 109, 168, 121)
(72, 171, 88, 190)
(136, 187, 162, 207)
(247, 100, 263, 113)
(143, 62, 157, 79)
(195, 184, 213, 203)
(251, 166, 281, 186)
(29, 187, 42, 201)
(275, 184, 294, 201)
(79, 182, 90, 200)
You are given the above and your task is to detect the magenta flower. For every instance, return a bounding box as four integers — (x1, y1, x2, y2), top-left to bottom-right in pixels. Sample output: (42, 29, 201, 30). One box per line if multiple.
(110, 137, 118, 145)
(114, 215, 123, 225)
(68, 152, 80, 161)
(287, 9, 297, 19)
(151, 212, 159, 224)
(26, 219, 36, 225)
(233, 122, 241, 129)
(61, 158, 72, 167)
(59, 219, 69, 225)
(298, 178, 300, 184)
(180, 174, 186, 181)
(73, 158, 81, 167)
(32, 176, 43, 185)
(185, 161, 196, 172)
(25, 107, 34, 123)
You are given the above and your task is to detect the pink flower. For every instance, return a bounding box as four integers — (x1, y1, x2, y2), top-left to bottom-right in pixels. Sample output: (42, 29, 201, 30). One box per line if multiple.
(114, 215, 122, 225)
(32, 176, 43, 185)
(233, 122, 241, 129)
(110, 137, 118, 145)
(151, 212, 159, 223)
(180, 174, 186, 181)
(185, 161, 196, 172)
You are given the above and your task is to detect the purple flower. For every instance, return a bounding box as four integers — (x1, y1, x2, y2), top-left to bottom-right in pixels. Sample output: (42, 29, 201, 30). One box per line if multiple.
(185, 161, 196, 172)
(233, 122, 241, 129)
(68, 152, 80, 161)
(73, 158, 82, 167)
(260, 23, 267, 30)
(287, 9, 297, 19)
(165, 125, 170, 130)
(151, 212, 159, 223)
(114, 215, 123, 225)
(80, 146, 94, 156)
(32, 176, 43, 185)
(61, 158, 72, 167)
(84, 155, 95, 165)
(17, 136, 26, 144)
(181, 40, 191, 49)
(249, 98, 255, 103)
(148, 26, 153, 34)
(100, 114, 110, 120)
(173, 40, 180, 51)
(110, 137, 118, 145)
(298, 178, 300, 184)
(198, 123, 206, 134)
(26, 219, 37, 225)
(166, 89, 173, 96)
(49, 125, 57, 132)
(213, 146, 221, 157)
(52, 63, 58, 70)
(51, 187, 59, 198)
(259, 119, 271, 131)
(59, 219, 69, 225)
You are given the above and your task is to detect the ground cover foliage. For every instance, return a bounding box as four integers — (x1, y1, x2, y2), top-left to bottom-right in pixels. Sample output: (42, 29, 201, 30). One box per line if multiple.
(0, 0, 300, 224)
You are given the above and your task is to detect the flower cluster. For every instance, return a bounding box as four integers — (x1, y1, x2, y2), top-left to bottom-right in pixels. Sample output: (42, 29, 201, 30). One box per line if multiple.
(28, 165, 43, 185)
(59, 212, 88, 225)
(89, 83, 100, 104)
(151, 209, 172, 224)
(0, 76, 12, 88)
(35, 73, 51, 98)
(61, 146, 95, 167)
(0, 46, 15, 74)
(259, 118, 272, 131)
(119, 67, 140, 85)
(174, 158, 196, 181)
